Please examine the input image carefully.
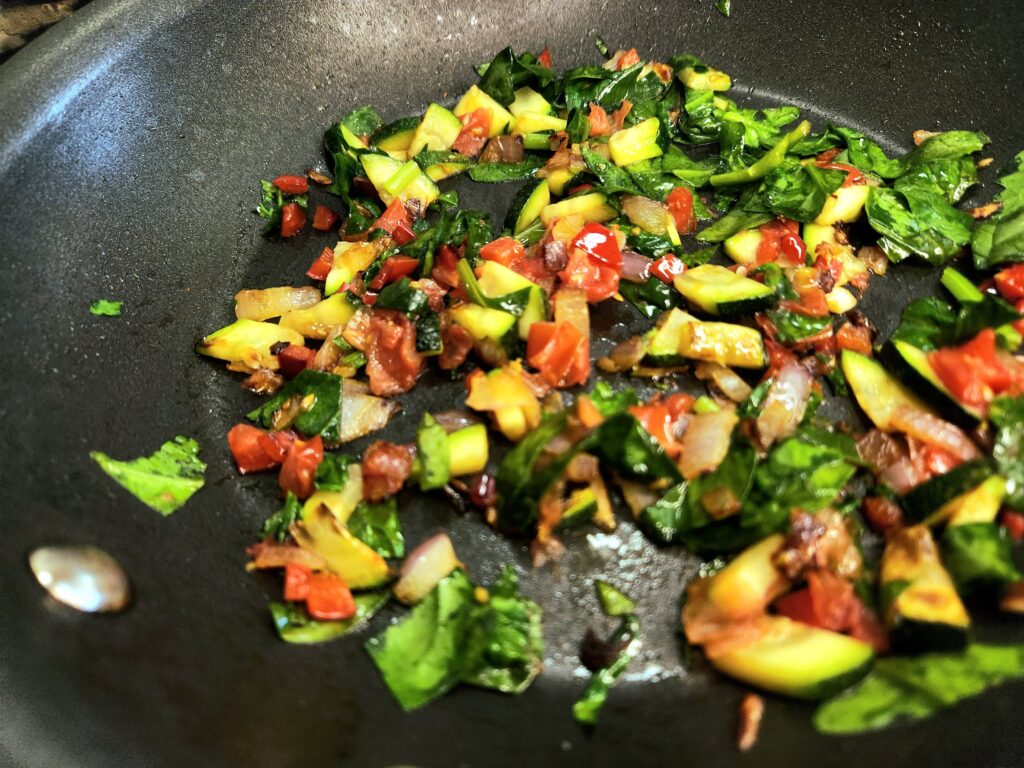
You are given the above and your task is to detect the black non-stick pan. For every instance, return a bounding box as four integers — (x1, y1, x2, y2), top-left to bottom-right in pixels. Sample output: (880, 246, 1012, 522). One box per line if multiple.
(3, 1, 1024, 766)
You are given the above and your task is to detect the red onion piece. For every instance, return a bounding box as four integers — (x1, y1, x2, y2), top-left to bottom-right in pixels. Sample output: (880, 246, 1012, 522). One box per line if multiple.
(679, 409, 739, 480)
(889, 406, 981, 462)
(620, 250, 653, 284)
(393, 533, 461, 605)
(756, 362, 812, 448)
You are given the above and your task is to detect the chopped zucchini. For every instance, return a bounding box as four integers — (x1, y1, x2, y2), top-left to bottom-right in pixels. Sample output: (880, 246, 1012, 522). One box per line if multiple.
(546, 167, 581, 196)
(424, 161, 470, 182)
(197, 319, 303, 370)
(880, 525, 970, 652)
(448, 423, 489, 477)
(643, 308, 698, 367)
(608, 117, 663, 167)
(723, 228, 763, 266)
(359, 153, 439, 207)
(453, 85, 513, 137)
(540, 193, 617, 225)
(840, 349, 934, 432)
(879, 340, 984, 429)
(901, 459, 999, 524)
(325, 241, 379, 297)
(292, 506, 392, 590)
(678, 65, 732, 92)
(705, 534, 789, 619)
(943, 476, 1007, 526)
(826, 286, 858, 314)
(477, 260, 545, 340)
(408, 103, 463, 156)
(301, 486, 362, 525)
(373, 116, 420, 158)
(511, 111, 567, 134)
(449, 303, 517, 342)
(673, 264, 776, 318)
(504, 178, 550, 236)
(558, 487, 598, 530)
(711, 616, 874, 701)
(278, 293, 356, 340)
(677, 318, 766, 369)
(508, 86, 552, 117)
(814, 184, 871, 226)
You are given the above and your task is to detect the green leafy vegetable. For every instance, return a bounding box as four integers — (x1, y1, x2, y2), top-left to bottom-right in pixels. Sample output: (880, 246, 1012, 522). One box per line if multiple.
(260, 492, 302, 543)
(256, 179, 307, 235)
(477, 47, 554, 106)
(90, 435, 206, 516)
(619, 276, 677, 318)
(588, 414, 682, 483)
(269, 590, 390, 644)
(348, 498, 404, 558)
(247, 370, 344, 442)
(595, 580, 635, 616)
(941, 523, 1021, 589)
(814, 644, 1024, 734)
(339, 105, 383, 137)
(314, 453, 354, 492)
(495, 412, 570, 532)
(865, 186, 971, 264)
(89, 300, 123, 317)
(375, 278, 429, 317)
(697, 209, 773, 242)
(715, 0, 731, 17)
(586, 382, 639, 417)
(468, 157, 547, 183)
(581, 146, 641, 194)
(573, 614, 641, 725)
(973, 150, 1024, 269)
(767, 310, 832, 343)
(755, 158, 846, 222)
(710, 120, 811, 186)
(416, 413, 450, 491)
(991, 395, 1024, 511)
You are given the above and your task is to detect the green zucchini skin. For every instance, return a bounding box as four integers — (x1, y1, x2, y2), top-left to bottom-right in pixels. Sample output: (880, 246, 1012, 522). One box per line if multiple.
(879, 340, 984, 430)
(900, 459, 997, 523)
(890, 618, 969, 653)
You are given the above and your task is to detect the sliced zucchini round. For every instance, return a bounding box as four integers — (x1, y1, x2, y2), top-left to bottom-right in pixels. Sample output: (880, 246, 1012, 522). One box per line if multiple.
(879, 340, 985, 430)
(900, 459, 998, 524)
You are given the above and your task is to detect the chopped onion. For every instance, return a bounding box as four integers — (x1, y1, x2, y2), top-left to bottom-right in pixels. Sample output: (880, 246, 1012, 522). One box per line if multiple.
(618, 480, 661, 518)
(756, 362, 812, 448)
(597, 336, 647, 373)
(235, 286, 320, 321)
(857, 245, 888, 276)
(553, 288, 589, 337)
(544, 240, 568, 271)
(696, 361, 752, 403)
(890, 405, 981, 462)
(620, 249, 653, 284)
(880, 456, 926, 495)
(432, 410, 480, 433)
(621, 195, 671, 235)
(338, 392, 399, 443)
(393, 533, 461, 605)
(856, 429, 905, 471)
(245, 544, 327, 572)
(679, 409, 739, 480)
(312, 325, 344, 371)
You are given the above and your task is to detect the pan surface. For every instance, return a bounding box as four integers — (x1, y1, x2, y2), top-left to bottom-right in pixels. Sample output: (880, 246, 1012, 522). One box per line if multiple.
(2, 1, 1024, 766)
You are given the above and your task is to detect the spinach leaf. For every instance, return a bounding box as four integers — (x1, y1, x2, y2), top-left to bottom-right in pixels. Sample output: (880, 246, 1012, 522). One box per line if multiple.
(715, 0, 731, 16)
(697, 209, 773, 242)
(586, 381, 639, 417)
(595, 580, 636, 617)
(496, 413, 570, 532)
(757, 158, 846, 222)
(260, 492, 302, 543)
(256, 179, 308, 235)
(90, 435, 206, 516)
(416, 413, 450, 491)
(340, 106, 383, 136)
(894, 156, 978, 204)
(269, 590, 390, 644)
(477, 48, 555, 105)
(619, 276, 678, 318)
(865, 187, 971, 264)
(589, 413, 682, 483)
(562, 63, 644, 113)
(814, 644, 1024, 734)
(891, 297, 957, 350)
(89, 299, 122, 317)
(314, 453, 354, 492)
(566, 107, 590, 144)
(581, 146, 642, 194)
(767, 310, 832, 343)
(662, 145, 717, 187)
(973, 150, 1024, 269)
(941, 523, 1021, 590)
(247, 370, 344, 443)
(468, 156, 547, 183)
(376, 278, 429, 317)
(635, 482, 688, 545)
(415, 311, 443, 355)
(348, 498, 405, 558)
(991, 395, 1024, 511)
(573, 614, 641, 725)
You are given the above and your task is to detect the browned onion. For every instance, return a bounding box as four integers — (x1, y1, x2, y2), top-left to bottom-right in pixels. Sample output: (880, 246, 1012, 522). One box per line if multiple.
(889, 405, 981, 462)
(620, 249, 653, 284)
(621, 194, 671, 235)
(880, 456, 926, 495)
(393, 533, 460, 605)
(235, 286, 321, 321)
(432, 410, 480, 433)
(597, 336, 647, 373)
(756, 362, 812, 448)
(696, 361, 752, 403)
(337, 392, 400, 444)
(480, 135, 525, 164)
(857, 429, 906, 471)
(311, 325, 344, 371)
(679, 409, 739, 480)
(543, 240, 568, 271)
(245, 544, 326, 572)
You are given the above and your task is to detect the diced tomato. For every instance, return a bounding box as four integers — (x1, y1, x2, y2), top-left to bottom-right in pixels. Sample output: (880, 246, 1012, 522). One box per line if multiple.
(283, 563, 312, 601)
(526, 321, 588, 387)
(1015, 299, 1024, 336)
(847, 599, 889, 654)
(666, 187, 697, 234)
(807, 571, 857, 632)
(576, 395, 605, 429)
(227, 424, 295, 474)
(764, 338, 799, 379)
(781, 285, 830, 318)
(920, 444, 961, 475)
(756, 218, 805, 265)
(356, 308, 425, 396)
(649, 254, 687, 284)
(628, 403, 680, 457)
(431, 244, 461, 289)
(362, 440, 416, 501)
(307, 247, 334, 280)
(369, 255, 420, 291)
(305, 572, 356, 620)
(538, 47, 552, 69)
(930, 329, 1012, 411)
(558, 247, 620, 303)
(572, 223, 621, 269)
(452, 108, 491, 157)
(272, 175, 309, 194)
(1001, 510, 1024, 542)
(280, 203, 306, 238)
(616, 48, 640, 70)
(392, 220, 415, 246)
(278, 436, 324, 500)
(862, 496, 903, 534)
(277, 344, 315, 379)
(836, 323, 873, 355)
(587, 103, 612, 137)
(312, 205, 339, 232)
(664, 392, 695, 420)
(373, 198, 413, 237)
(480, 236, 526, 266)
(566, 182, 595, 196)
(814, 158, 866, 187)
(995, 264, 1024, 302)
(609, 101, 633, 132)
(774, 588, 819, 626)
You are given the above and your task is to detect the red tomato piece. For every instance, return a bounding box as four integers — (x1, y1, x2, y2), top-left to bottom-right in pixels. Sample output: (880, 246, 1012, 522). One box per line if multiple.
(558, 248, 620, 303)
(930, 329, 1012, 411)
(452, 108, 491, 157)
(312, 205, 339, 232)
(305, 572, 356, 620)
(616, 48, 640, 70)
(538, 47, 552, 69)
(283, 563, 312, 601)
(995, 264, 1024, 302)
(431, 243, 461, 289)
(272, 175, 309, 194)
(628, 403, 680, 458)
(369, 256, 420, 291)
(807, 571, 856, 632)
(479, 236, 526, 266)
(227, 424, 293, 474)
(664, 393, 695, 420)
(862, 496, 903, 534)
(307, 246, 334, 281)
(278, 436, 324, 500)
(572, 223, 621, 269)
(1015, 299, 1024, 336)
(836, 323, 873, 355)
(587, 103, 612, 138)
(1001, 511, 1024, 542)
(277, 344, 316, 379)
(280, 203, 306, 238)
(526, 321, 588, 388)
(756, 218, 803, 265)
(649, 254, 687, 284)
(773, 589, 818, 626)
(373, 198, 413, 236)
(666, 187, 697, 234)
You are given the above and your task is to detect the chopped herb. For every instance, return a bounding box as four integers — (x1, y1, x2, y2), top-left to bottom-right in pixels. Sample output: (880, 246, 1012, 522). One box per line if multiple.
(90, 435, 206, 516)
(348, 498, 404, 558)
(89, 300, 122, 317)
(260, 492, 302, 543)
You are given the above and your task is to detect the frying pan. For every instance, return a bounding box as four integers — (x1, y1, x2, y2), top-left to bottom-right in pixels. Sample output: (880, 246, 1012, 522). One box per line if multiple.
(2, 1, 1024, 766)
